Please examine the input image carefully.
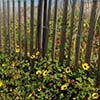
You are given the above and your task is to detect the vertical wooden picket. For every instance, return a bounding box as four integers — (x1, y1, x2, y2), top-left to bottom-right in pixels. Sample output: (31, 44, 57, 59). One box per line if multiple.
(85, 0, 98, 64)
(3, 0, 7, 52)
(30, 0, 34, 56)
(67, 0, 76, 66)
(51, 0, 58, 61)
(75, 0, 84, 67)
(48, 0, 52, 26)
(12, 0, 16, 52)
(42, 0, 49, 57)
(7, 0, 11, 55)
(0, 0, 2, 52)
(59, 0, 68, 63)
(36, 0, 44, 51)
(18, 0, 22, 60)
(24, 0, 28, 59)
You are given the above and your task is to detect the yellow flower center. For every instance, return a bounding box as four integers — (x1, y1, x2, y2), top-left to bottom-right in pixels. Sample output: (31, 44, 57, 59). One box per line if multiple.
(65, 67, 71, 73)
(0, 81, 3, 87)
(61, 84, 68, 90)
(92, 93, 99, 99)
(30, 55, 35, 59)
(36, 51, 40, 56)
(82, 63, 90, 70)
(43, 70, 48, 77)
(36, 70, 42, 75)
(10, 63, 15, 68)
(2, 64, 6, 67)
(37, 87, 42, 92)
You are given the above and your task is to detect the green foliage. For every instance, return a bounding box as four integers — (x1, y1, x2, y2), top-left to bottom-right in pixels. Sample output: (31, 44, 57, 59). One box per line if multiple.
(0, 53, 99, 100)
(96, 16, 100, 34)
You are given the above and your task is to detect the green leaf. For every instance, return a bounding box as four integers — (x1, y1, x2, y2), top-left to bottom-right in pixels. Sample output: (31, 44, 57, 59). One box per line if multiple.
(76, 77, 82, 83)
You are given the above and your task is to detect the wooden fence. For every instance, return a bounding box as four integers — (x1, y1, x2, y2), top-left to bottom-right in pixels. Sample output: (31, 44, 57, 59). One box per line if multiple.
(0, 0, 100, 75)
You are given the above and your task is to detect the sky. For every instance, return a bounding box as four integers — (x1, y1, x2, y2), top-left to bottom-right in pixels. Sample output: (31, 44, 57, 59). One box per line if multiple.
(0, 0, 95, 11)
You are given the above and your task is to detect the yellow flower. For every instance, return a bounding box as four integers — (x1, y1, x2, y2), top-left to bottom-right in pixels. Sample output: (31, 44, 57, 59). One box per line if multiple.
(30, 55, 35, 59)
(0, 81, 3, 87)
(16, 45, 20, 53)
(35, 56, 38, 59)
(65, 67, 71, 73)
(36, 70, 42, 75)
(27, 28, 30, 33)
(82, 63, 90, 70)
(37, 87, 42, 92)
(28, 93, 32, 98)
(92, 92, 99, 99)
(36, 51, 40, 56)
(2, 64, 6, 67)
(27, 51, 30, 57)
(10, 63, 15, 68)
(43, 70, 48, 77)
(61, 84, 68, 90)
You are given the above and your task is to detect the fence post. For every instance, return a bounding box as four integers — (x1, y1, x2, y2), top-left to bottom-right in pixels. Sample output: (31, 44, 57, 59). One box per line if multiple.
(3, 0, 7, 52)
(0, 0, 2, 52)
(96, 37, 100, 87)
(42, 0, 49, 57)
(36, 0, 44, 52)
(85, 0, 98, 64)
(7, 0, 11, 55)
(30, 0, 34, 56)
(24, 0, 28, 59)
(75, 0, 84, 67)
(12, 0, 16, 53)
(67, 0, 76, 66)
(51, 0, 58, 61)
(18, 0, 22, 60)
(59, 0, 68, 63)
(48, 0, 52, 26)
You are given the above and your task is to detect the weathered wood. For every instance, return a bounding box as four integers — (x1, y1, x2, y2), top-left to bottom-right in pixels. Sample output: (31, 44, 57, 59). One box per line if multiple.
(18, 0, 22, 60)
(24, 0, 28, 59)
(85, 0, 98, 64)
(48, 0, 52, 24)
(0, 0, 2, 52)
(42, 0, 49, 57)
(3, 0, 7, 52)
(59, 0, 68, 63)
(51, 0, 58, 61)
(12, 0, 16, 52)
(75, 0, 84, 67)
(30, 0, 34, 56)
(67, 0, 77, 66)
(96, 37, 100, 87)
(7, 0, 11, 55)
(36, 0, 44, 52)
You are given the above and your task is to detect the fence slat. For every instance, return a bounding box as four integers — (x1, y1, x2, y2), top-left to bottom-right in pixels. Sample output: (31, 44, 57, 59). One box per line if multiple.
(75, 0, 84, 67)
(30, 0, 34, 56)
(36, 0, 44, 52)
(3, 0, 7, 52)
(42, 0, 49, 57)
(48, 0, 52, 24)
(7, 0, 11, 55)
(18, 0, 22, 60)
(13, 0, 16, 52)
(85, 0, 98, 64)
(67, 0, 76, 66)
(0, 1, 2, 52)
(51, 0, 58, 61)
(24, 0, 27, 59)
(59, 0, 68, 63)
